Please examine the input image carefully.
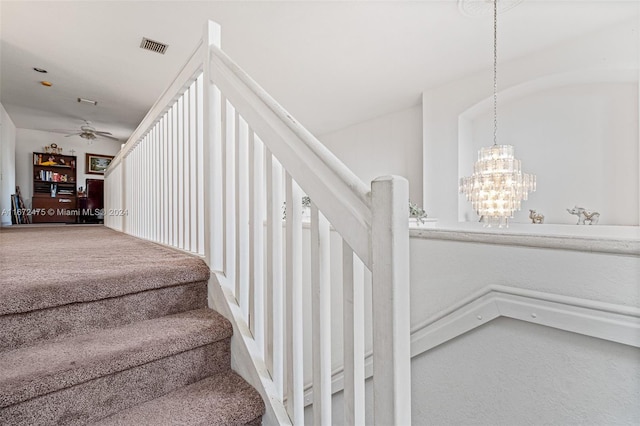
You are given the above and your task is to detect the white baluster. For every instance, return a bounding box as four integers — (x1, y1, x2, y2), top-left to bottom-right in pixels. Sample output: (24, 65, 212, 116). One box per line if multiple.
(285, 174, 304, 424)
(156, 123, 161, 242)
(135, 147, 139, 237)
(122, 156, 127, 233)
(131, 153, 134, 235)
(177, 96, 184, 249)
(143, 139, 148, 239)
(150, 127, 156, 241)
(140, 139, 144, 238)
(343, 242, 366, 425)
(189, 80, 198, 253)
(173, 102, 180, 248)
(137, 146, 141, 237)
(168, 106, 175, 247)
(162, 115, 169, 245)
(310, 203, 332, 425)
(138, 145, 142, 237)
(182, 90, 190, 251)
(225, 101, 236, 290)
(249, 133, 265, 358)
(237, 116, 250, 321)
(145, 137, 150, 239)
(265, 148, 284, 398)
(196, 74, 205, 256)
(125, 156, 129, 233)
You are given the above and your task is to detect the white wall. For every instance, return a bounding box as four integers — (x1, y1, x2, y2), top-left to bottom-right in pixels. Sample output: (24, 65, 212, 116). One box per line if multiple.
(424, 18, 639, 224)
(460, 82, 638, 225)
(15, 128, 121, 209)
(319, 105, 423, 206)
(0, 103, 17, 227)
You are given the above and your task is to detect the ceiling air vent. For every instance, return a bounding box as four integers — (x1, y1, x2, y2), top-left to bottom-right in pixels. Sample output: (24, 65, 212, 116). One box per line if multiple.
(140, 37, 168, 55)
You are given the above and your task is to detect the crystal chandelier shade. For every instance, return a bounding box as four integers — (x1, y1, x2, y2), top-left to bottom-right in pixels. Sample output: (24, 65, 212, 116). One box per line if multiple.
(459, 0, 535, 227)
(460, 145, 536, 221)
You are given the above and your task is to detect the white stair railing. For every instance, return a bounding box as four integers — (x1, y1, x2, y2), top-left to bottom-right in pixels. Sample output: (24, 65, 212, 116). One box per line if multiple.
(105, 20, 411, 425)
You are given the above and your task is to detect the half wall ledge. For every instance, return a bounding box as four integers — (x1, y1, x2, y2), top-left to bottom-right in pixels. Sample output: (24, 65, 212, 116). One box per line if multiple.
(409, 223, 640, 256)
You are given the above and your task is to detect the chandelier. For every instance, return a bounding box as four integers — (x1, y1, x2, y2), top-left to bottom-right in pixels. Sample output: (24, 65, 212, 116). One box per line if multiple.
(459, 0, 535, 228)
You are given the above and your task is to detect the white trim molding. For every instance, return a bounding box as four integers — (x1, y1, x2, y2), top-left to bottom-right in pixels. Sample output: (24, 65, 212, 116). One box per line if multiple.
(303, 284, 640, 406)
(411, 285, 640, 355)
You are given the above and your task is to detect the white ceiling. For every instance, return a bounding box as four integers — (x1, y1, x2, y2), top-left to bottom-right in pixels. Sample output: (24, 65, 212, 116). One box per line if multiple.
(1, 0, 638, 143)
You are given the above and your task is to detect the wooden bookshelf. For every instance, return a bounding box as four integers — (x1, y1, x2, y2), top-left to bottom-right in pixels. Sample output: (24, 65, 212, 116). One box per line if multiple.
(32, 152, 78, 223)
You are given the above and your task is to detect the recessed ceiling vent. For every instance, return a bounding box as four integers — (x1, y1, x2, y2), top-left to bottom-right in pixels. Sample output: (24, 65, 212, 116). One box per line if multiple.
(140, 37, 168, 55)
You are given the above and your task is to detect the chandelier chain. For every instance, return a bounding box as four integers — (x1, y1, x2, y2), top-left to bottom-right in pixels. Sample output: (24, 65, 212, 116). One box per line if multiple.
(493, 0, 498, 146)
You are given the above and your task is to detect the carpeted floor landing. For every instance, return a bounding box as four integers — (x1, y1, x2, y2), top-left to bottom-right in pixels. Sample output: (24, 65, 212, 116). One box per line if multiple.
(0, 225, 264, 425)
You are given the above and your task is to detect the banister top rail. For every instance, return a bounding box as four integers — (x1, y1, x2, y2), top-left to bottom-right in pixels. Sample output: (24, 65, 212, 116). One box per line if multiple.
(209, 44, 373, 265)
(106, 39, 206, 175)
(209, 44, 371, 208)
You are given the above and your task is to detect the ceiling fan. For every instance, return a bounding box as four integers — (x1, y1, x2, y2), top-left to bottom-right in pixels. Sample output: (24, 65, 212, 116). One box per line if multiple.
(65, 121, 119, 141)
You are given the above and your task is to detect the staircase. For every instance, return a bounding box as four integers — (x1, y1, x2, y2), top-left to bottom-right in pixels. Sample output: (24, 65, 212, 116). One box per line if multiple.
(0, 226, 265, 425)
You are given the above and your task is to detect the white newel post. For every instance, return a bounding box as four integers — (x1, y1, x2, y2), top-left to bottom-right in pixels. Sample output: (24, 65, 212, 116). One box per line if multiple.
(371, 175, 412, 426)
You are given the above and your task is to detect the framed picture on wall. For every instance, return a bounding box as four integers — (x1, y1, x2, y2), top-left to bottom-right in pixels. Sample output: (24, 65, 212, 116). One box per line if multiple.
(86, 153, 114, 175)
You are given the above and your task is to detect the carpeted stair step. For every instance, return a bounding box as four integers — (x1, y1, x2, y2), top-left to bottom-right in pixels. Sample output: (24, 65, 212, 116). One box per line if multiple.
(0, 281, 208, 352)
(0, 227, 210, 317)
(94, 371, 265, 426)
(0, 308, 232, 426)
(0, 226, 210, 353)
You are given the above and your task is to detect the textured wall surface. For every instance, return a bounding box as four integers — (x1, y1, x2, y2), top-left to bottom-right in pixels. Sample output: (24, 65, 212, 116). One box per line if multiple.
(409, 234, 640, 323)
(319, 105, 423, 206)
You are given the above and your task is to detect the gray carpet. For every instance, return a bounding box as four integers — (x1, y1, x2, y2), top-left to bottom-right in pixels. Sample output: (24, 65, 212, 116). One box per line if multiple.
(0, 226, 210, 315)
(0, 225, 264, 425)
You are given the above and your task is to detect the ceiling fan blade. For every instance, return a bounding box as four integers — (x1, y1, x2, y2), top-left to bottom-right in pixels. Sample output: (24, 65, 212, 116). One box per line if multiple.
(95, 131, 113, 136)
(97, 134, 120, 141)
(50, 129, 78, 134)
(65, 132, 82, 137)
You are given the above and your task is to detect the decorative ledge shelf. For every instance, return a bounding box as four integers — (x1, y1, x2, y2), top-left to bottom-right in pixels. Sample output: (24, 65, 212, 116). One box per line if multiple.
(409, 223, 640, 256)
